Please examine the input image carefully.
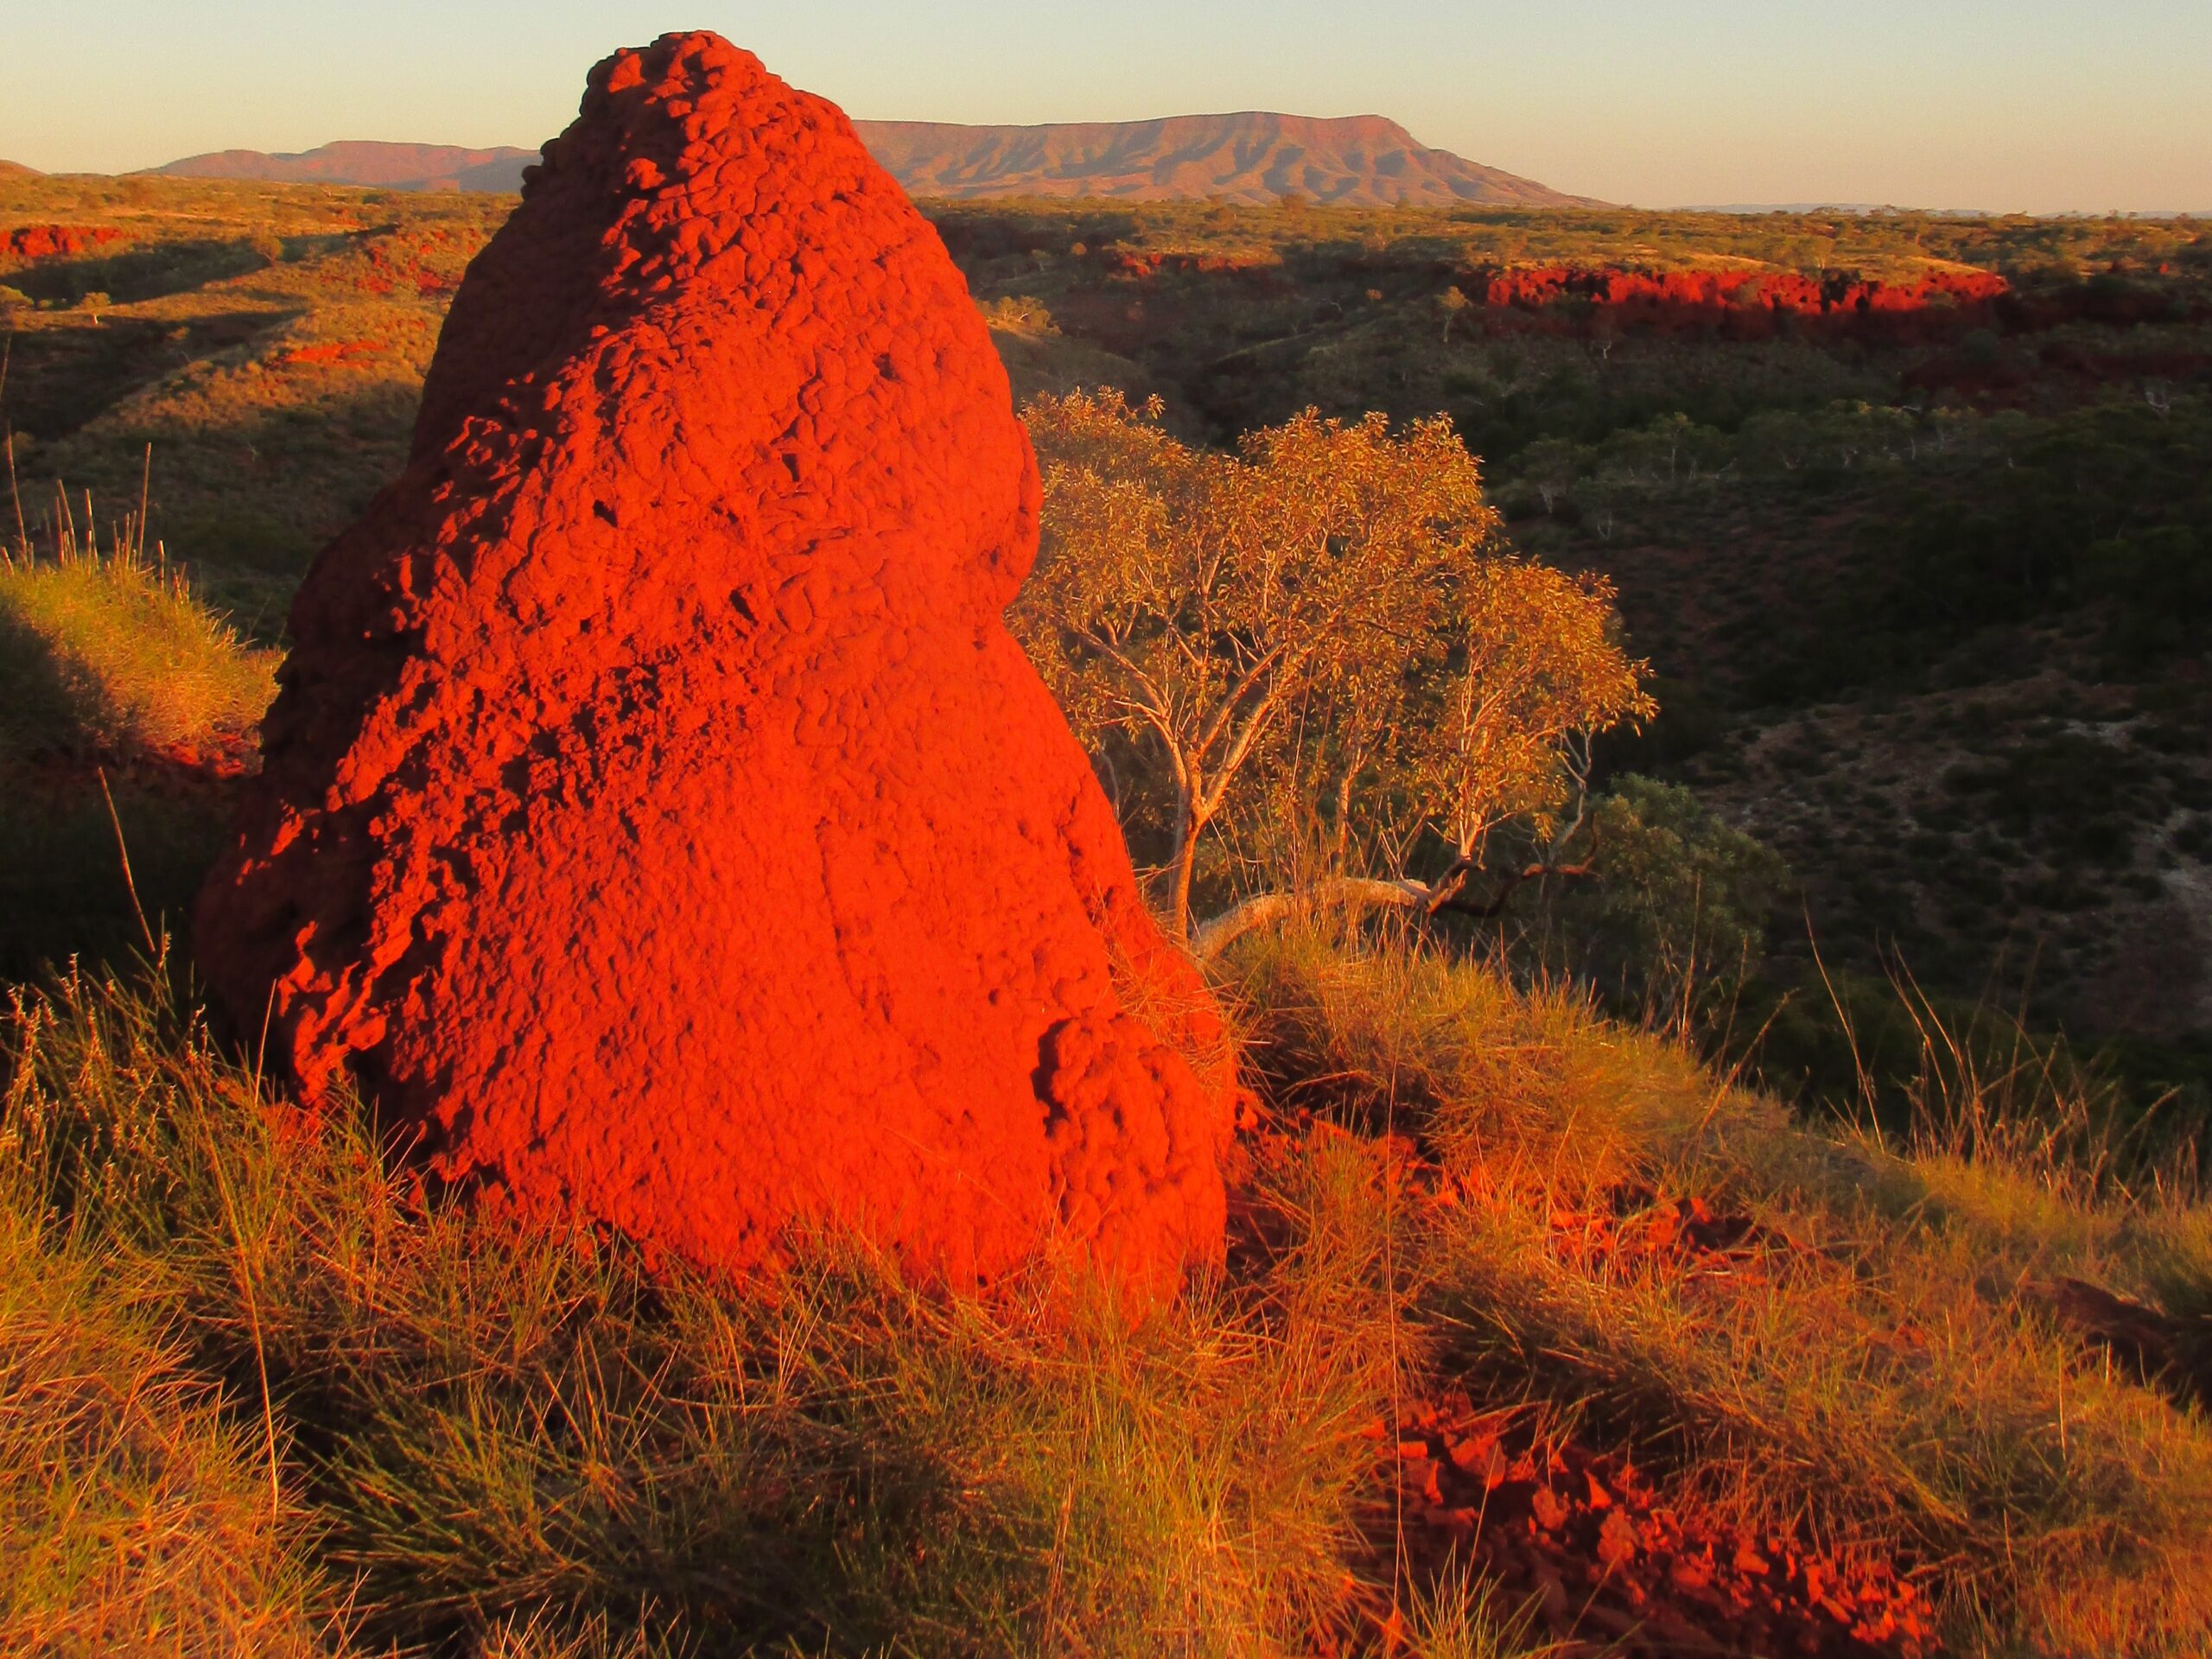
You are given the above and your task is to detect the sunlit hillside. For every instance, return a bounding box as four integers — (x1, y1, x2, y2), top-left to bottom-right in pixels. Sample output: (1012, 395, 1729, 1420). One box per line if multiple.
(2, 156, 2208, 1658)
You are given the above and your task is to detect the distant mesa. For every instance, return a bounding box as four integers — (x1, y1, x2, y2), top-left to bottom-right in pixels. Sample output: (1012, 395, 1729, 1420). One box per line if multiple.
(145, 140, 537, 193)
(142, 114, 1586, 207)
(851, 112, 1587, 207)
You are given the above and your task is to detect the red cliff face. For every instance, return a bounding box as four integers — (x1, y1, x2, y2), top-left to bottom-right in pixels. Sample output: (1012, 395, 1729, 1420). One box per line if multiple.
(3, 225, 127, 260)
(194, 32, 1237, 1296)
(1465, 264, 2010, 340)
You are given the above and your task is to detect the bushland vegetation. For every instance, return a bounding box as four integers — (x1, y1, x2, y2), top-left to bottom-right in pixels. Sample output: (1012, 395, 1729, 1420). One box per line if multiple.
(10, 171, 2202, 1106)
(3, 173, 2209, 1654)
(930, 194, 2212, 1122)
(1016, 390, 1649, 941)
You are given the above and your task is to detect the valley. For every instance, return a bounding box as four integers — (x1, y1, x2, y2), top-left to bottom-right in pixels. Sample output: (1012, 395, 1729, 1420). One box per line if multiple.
(5, 171, 2204, 1118)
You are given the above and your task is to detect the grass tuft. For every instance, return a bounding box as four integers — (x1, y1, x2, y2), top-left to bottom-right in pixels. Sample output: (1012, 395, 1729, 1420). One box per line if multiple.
(1221, 922, 2212, 1657)
(3, 929, 2207, 1654)
(0, 520, 276, 762)
(0, 1206, 329, 1655)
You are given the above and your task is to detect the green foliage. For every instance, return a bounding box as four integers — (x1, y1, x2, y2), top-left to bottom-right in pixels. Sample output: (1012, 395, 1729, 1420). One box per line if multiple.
(1885, 396, 2212, 652)
(1549, 776, 1790, 1014)
(1020, 390, 1516, 931)
(1020, 392, 1656, 942)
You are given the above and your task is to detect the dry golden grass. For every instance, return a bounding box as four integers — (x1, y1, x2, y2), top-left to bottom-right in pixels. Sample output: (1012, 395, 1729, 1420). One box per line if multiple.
(0, 505, 276, 760)
(1, 929, 2205, 1654)
(0, 961, 1439, 1658)
(1221, 923, 2212, 1657)
(0, 1213, 328, 1655)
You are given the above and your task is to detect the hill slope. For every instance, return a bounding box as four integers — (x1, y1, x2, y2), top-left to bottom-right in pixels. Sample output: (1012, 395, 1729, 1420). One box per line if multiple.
(139, 117, 1581, 207)
(850, 113, 1584, 206)
(148, 141, 534, 193)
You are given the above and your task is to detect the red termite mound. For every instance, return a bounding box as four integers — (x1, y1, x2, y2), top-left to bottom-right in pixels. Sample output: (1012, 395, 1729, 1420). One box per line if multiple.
(194, 32, 1238, 1294)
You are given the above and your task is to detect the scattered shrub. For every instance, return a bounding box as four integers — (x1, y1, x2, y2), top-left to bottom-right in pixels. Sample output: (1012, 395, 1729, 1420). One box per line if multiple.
(1549, 775, 1790, 1015)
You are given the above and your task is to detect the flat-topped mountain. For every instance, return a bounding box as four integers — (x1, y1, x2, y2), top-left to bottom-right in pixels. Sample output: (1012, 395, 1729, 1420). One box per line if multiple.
(148, 141, 535, 193)
(137, 115, 1583, 207)
(850, 112, 1584, 207)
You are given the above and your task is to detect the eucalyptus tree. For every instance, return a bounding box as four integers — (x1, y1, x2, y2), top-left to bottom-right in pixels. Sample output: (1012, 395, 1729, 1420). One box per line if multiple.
(1017, 390, 1651, 950)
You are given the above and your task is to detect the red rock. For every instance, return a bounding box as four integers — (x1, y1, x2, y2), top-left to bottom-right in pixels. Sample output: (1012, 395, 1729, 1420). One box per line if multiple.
(194, 32, 1236, 1295)
(3, 224, 126, 260)
(1459, 262, 2009, 342)
(273, 340, 377, 369)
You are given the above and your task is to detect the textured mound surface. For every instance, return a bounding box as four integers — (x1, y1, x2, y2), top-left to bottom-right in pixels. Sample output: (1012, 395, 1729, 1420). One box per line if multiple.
(195, 31, 1236, 1292)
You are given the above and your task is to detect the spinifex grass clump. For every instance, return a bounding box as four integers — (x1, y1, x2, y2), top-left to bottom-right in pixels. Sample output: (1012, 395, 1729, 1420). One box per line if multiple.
(0, 484, 276, 762)
(0, 963, 1421, 1659)
(1222, 925, 2212, 1657)
(8, 931, 2209, 1656)
(0, 1211, 332, 1655)
(0, 479, 279, 977)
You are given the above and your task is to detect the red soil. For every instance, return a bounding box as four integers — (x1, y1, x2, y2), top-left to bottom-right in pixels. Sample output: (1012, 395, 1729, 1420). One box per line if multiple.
(3, 224, 126, 260)
(1236, 1122, 1933, 1656)
(1370, 1392, 1936, 1656)
(194, 32, 1237, 1295)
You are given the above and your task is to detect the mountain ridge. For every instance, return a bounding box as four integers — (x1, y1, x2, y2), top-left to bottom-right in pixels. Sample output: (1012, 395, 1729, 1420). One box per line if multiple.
(147, 141, 536, 193)
(850, 111, 1586, 207)
(140, 115, 1586, 207)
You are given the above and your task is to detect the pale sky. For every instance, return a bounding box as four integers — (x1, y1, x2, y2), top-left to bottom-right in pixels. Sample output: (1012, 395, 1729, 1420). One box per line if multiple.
(3, 2, 2207, 212)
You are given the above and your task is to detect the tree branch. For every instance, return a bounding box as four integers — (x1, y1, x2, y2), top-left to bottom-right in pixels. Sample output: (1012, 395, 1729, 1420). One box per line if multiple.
(1192, 817, 1605, 960)
(1192, 877, 1433, 961)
